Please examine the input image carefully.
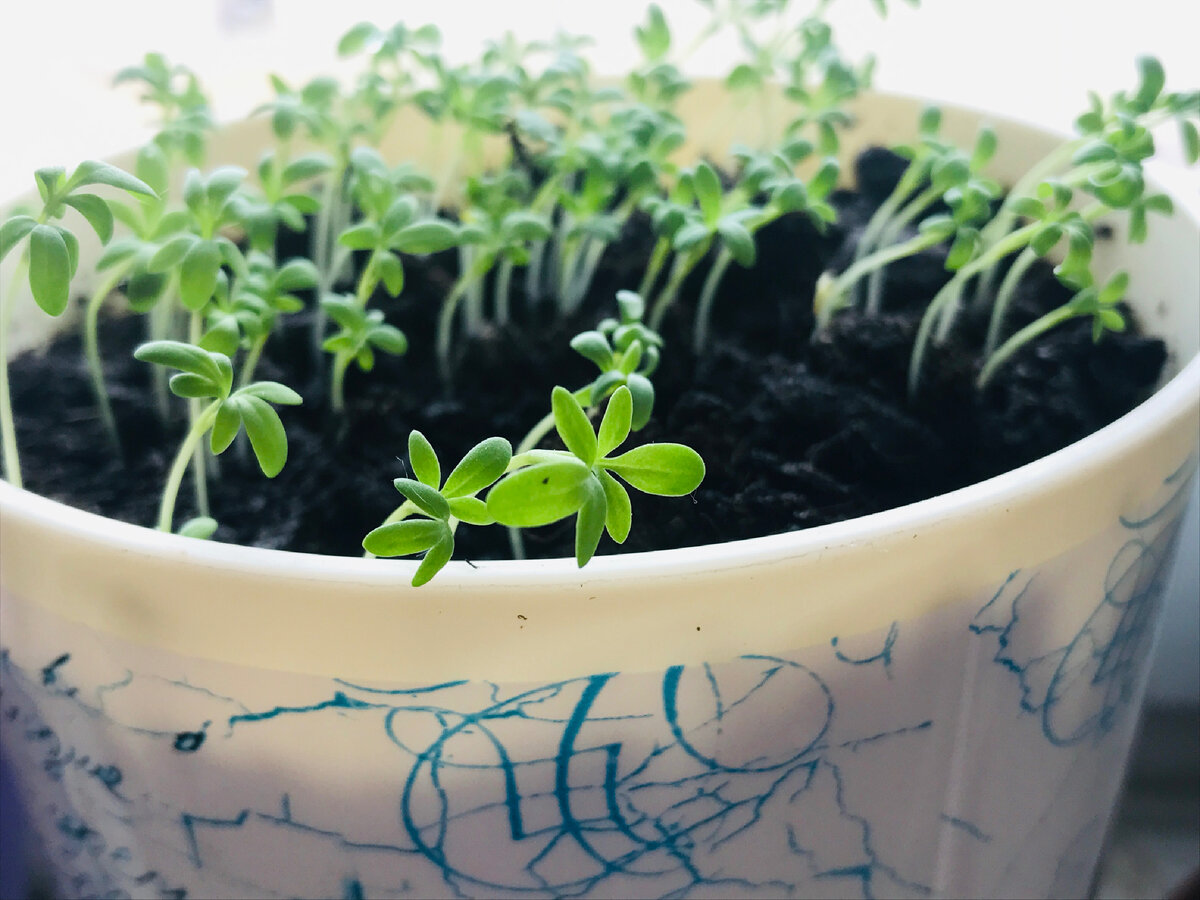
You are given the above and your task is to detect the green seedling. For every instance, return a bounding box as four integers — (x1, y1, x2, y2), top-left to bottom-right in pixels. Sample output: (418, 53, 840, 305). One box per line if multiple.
(363, 431, 512, 585)
(133, 340, 301, 533)
(488, 385, 705, 568)
(0, 160, 155, 486)
(321, 295, 409, 411)
(978, 271, 1130, 389)
(114, 53, 213, 166)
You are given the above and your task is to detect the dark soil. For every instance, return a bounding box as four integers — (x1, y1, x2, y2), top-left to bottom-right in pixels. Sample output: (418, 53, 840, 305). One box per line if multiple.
(9, 149, 1167, 561)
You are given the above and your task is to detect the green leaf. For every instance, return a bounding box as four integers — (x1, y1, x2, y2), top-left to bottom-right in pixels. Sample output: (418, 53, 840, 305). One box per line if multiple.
(363, 518, 444, 558)
(575, 476, 607, 567)
(413, 532, 455, 587)
(635, 3, 671, 61)
(239, 381, 303, 405)
(59, 227, 79, 279)
(369, 323, 408, 355)
(282, 154, 334, 184)
(169, 372, 218, 399)
(66, 160, 154, 197)
(393, 220, 459, 255)
(210, 402, 242, 454)
(35, 167, 65, 204)
(605, 442, 705, 495)
(135, 143, 170, 196)
(338, 222, 381, 250)
(717, 218, 756, 267)
(673, 221, 711, 252)
(570, 331, 615, 370)
(179, 240, 222, 310)
(27, 224, 71, 316)
(199, 316, 240, 356)
(271, 259, 318, 294)
(692, 163, 723, 224)
(205, 166, 246, 209)
(597, 386, 632, 458)
(1132, 56, 1166, 112)
(376, 251, 405, 296)
(381, 197, 419, 236)
(148, 233, 197, 272)
(597, 468, 632, 543)
(393, 477, 450, 520)
(552, 385, 597, 466)
(338, 21, 381, 57)
(442, 436, 513, 498)
(62, 194, 114, 243)
(447, 496, 493, 526)
(487, 459, 592, 527)
(726, 63, 763, 92)
(178, 516, 218, 540)
(1181, 120, 1200, 165)
(0, 215, 37, 263)
(408, 430, 441, 488)
(625, 372, 655, 431)
(237, 394, 290, 477)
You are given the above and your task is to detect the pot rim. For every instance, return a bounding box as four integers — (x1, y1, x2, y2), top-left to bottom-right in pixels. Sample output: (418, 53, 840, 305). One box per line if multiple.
(1, 92, 1198, 590)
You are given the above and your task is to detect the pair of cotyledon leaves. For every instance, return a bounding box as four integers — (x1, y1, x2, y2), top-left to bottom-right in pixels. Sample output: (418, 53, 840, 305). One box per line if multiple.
(363, 385, 704, 586)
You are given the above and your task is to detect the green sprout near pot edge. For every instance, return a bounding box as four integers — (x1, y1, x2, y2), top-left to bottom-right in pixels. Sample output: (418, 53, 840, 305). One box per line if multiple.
(488, 385, 705, 569)
(0, 160, 155, 487)
(366, 385, 704, 585)
(133, 340, 301, 533)
(363, 431, 512, 586)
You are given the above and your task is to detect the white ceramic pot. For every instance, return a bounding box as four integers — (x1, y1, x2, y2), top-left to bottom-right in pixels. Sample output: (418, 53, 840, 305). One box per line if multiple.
(1, 89, 1197, 900)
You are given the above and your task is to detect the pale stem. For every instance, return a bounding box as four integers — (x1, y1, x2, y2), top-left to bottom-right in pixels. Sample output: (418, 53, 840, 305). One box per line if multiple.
(436, 267, 486, 385)
(495, 257, 514, 327)
(330, 350, 352, 414)
(157, 399, 221, 532)
(977, 306, 1075, 390)
(864, 184, 941, 316)
(692, 246, 735, 354)
(984, 247, 1040, 357)
(83, 259, 135, 451)
(648, 251, 701, 332)
(188, 311, 210, 518)
(638, 237, 670, 299)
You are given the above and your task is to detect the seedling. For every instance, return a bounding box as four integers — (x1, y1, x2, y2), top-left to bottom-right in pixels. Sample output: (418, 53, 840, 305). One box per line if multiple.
(133, 340, 301, 533)
(489, 385, 705, 568)
(0, 160, 155, 486)
(363, 431, 512, 585)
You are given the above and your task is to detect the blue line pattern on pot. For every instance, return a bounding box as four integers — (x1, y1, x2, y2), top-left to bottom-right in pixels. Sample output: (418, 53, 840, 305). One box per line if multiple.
(2, 645, 944, 899)
(970, 460, 1193, 747)
(831, 621, 899, 678)
(0, 462, 1192, 898)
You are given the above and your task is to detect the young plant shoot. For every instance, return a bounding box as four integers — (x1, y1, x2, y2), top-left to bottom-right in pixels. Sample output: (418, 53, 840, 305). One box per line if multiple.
(133, 340, 301, 534)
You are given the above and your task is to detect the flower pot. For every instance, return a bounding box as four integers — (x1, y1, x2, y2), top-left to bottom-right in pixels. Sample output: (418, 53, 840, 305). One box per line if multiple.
(1, 86, 1197, 900)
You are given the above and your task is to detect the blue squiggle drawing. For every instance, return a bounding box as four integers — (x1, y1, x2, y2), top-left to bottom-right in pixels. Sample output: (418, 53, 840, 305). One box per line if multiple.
(971, 462, 1193, 746)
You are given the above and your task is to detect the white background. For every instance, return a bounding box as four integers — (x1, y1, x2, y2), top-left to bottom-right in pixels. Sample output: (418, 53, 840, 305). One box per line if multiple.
(0, 0, 1197, 702)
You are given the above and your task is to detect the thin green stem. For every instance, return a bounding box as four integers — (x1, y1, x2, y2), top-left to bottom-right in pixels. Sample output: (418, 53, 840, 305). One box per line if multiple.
(864, 184, 941, 316)
(854, 161, 926, 266)
(0, 253, 31, 488)
(437, 265, 487, 385)
(984, 247, 1040, 356)
(495, 257, 514, 327)
(157, 399, 221, 532)
(692, 246, 734, 354)
(238, 334, 268, 389)
(330, 350, 352, 414)
(648, 250, 702, 332)
(188, 311, 210, 518)
(638, 237, 670, 299)
(977, 306, 1075, 390)
(815, 229, 947, 331)
(83, 260, 135, 452)
(907, 222, 1043, 398)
